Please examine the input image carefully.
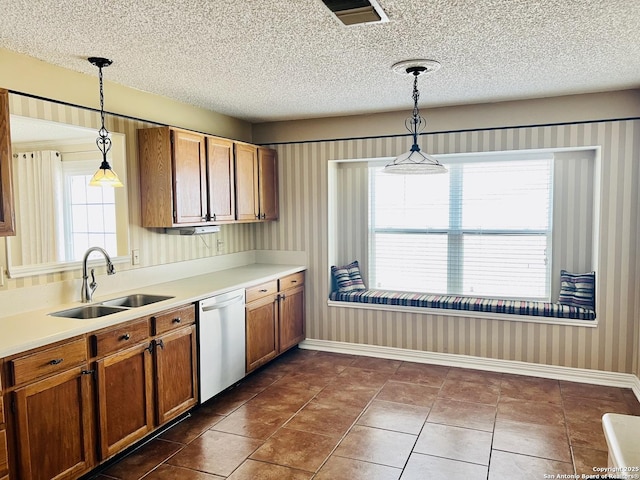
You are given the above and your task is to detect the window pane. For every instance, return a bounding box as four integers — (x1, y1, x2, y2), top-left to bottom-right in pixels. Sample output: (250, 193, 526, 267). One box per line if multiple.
(460, 160, 552, 230)
(373, 167, 450, 229)
(372, 233, 447, 293)
(461, 234, 550, 299)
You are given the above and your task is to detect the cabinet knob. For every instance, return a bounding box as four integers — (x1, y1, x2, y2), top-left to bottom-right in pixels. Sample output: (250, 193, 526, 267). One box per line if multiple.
(49, 358, 63, 366)
(172, 317, 181, 324)
(121, 333, 131, 341)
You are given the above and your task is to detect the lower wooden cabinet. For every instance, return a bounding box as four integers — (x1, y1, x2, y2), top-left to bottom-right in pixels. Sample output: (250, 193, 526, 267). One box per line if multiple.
(13, 366, 94, 480)
(94, 306, 197, 460)
(1, 303, 198, 480)
(95, 342, 154, 459)
(245, 293, 279, 372)
(155, 325, 198, 424)
(279, 283, 305, 352)
(246, 272, 306, 373)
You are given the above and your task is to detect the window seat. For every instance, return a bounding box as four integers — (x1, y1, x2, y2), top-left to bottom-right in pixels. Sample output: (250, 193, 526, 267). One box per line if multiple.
(329, 290, 596, 321)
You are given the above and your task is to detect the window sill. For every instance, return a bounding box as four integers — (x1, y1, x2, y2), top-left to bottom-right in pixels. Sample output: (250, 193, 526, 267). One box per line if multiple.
(328, 291, 597, 328)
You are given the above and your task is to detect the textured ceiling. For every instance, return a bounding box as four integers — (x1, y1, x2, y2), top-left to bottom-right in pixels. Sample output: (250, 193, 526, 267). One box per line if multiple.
(1, 0, 639, 123)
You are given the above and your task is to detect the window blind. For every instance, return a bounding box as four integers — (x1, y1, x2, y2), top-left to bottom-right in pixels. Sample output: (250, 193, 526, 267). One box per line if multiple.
(369, 158, 553, 300)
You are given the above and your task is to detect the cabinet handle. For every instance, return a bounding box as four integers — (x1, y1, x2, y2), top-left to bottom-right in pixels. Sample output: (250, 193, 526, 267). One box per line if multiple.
(259, 289, 268, 292)
(255, 214, 261, 219)
(212, 213, 217, 221)
(291, 280, 297, 283)
(81, 369, 95, 376)
(261, 213, 266, 219)
(172, 317, 181, 324)
(121, 333, 131, 341)
(49, 358, 63, 365)
(281, 293, 286, 300)
(145, 342, 154, 354)
(155, 339, 165, 350)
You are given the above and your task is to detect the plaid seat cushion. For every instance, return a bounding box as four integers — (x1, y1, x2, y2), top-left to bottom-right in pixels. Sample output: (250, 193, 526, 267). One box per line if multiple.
(330, 290, 596, 320)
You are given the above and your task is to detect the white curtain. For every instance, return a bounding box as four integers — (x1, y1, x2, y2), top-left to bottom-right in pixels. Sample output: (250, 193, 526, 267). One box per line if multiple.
(12, 150, 64, 264)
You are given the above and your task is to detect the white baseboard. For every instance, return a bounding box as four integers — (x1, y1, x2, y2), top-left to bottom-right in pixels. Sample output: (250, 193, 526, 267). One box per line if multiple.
(299, 339, 640, 403)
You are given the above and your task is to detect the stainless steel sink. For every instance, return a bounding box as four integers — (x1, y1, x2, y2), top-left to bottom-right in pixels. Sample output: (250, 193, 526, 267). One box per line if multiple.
(100, 294, 174, 308)
(50, 305, 127, 319)
(49, 294, 174, 319)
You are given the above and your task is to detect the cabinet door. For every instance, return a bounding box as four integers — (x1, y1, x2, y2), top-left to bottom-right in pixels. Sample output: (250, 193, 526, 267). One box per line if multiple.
(0, 429, 8, 479)
(245, 295, 279, 372)
(206, 137, 235, 222)
(234, 143, 259, 221)
(257, 147, 279, 221)
(279, 285, 305, 352)
(0, 89, 15, 236)
(155, 325, 198, 424)
(95, 343, 154, 460)
(13, 367, 94, 480)
(171, 130, 207, 224)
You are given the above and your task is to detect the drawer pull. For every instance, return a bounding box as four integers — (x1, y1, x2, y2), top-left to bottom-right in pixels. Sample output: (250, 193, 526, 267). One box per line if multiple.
(49, 358, 63, 366)
(291, 280, 297, 283)
(259, 289, 268, 292)
(172, 317, 181, 324)
(121, 333, 131, 341)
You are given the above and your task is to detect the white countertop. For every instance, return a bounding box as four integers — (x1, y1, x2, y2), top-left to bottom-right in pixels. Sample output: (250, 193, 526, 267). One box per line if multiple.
(0, 263, 305, 358)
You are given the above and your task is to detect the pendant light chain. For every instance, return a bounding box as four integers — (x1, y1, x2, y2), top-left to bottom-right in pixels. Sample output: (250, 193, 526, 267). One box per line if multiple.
(96, 62, 112, 158)
(384, 59, 446, 174)
(88, 56, 123, 187)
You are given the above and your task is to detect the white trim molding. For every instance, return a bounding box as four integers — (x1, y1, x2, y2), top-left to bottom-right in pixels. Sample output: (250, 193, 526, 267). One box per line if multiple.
(299, 338, 640, 403)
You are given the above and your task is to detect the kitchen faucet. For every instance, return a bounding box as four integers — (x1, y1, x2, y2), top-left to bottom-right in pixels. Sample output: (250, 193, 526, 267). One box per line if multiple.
(81, 246, 116, 303)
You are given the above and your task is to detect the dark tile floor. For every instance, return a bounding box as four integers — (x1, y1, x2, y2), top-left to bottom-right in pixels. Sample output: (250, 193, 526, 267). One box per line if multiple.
(92, 348, 640, 480)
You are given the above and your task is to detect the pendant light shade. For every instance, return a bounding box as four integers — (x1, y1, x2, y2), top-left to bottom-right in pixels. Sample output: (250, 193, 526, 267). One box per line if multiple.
(384, 59, 446, 175)
(88, 57, 123, 187)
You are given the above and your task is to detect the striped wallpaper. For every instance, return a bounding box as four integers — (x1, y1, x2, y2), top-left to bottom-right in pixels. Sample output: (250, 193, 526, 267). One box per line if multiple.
(0, 93, 256, 290)
(256, 120, 640, 375)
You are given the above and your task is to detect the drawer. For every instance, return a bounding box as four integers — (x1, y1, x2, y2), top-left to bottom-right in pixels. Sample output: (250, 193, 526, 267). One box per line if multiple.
(279, 271, 305, 291)
(152, 304, 196, 335)
(246, 280, 278, 303)
(92, 318, 150, 357)
(0, 429, 6, 476)
(11, 338, 87, 385)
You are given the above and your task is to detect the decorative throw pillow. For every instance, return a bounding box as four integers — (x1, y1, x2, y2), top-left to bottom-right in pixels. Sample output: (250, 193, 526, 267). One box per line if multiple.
(558, 270, 595, 310)
(331, 260, 366, 293)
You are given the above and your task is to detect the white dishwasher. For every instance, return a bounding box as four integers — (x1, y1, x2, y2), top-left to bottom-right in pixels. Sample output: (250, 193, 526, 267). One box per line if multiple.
(198, 288, 246, 403)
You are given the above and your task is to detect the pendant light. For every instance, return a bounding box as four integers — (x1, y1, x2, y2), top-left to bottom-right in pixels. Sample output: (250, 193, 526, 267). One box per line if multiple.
(384, 59, 447, 175)
(88, 57, 123, 187)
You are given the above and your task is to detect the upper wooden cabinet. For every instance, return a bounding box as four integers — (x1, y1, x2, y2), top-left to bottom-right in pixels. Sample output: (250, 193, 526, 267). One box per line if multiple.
(206, 137, 235, 223)
(0, 89, 16, 236)
(138, 127, 207, 227)
(234, 144, 279, 222)
(234, 143, 259, 221)
(138, 127, 275, 227)
(258, 147, 279, 221)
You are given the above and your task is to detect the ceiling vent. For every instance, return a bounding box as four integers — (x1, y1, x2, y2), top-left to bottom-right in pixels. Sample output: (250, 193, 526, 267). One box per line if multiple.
(320, 0, 389, 25)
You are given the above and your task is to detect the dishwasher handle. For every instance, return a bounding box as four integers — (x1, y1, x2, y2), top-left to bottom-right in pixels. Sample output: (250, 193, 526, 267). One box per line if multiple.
(200, 295, 245, 312)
